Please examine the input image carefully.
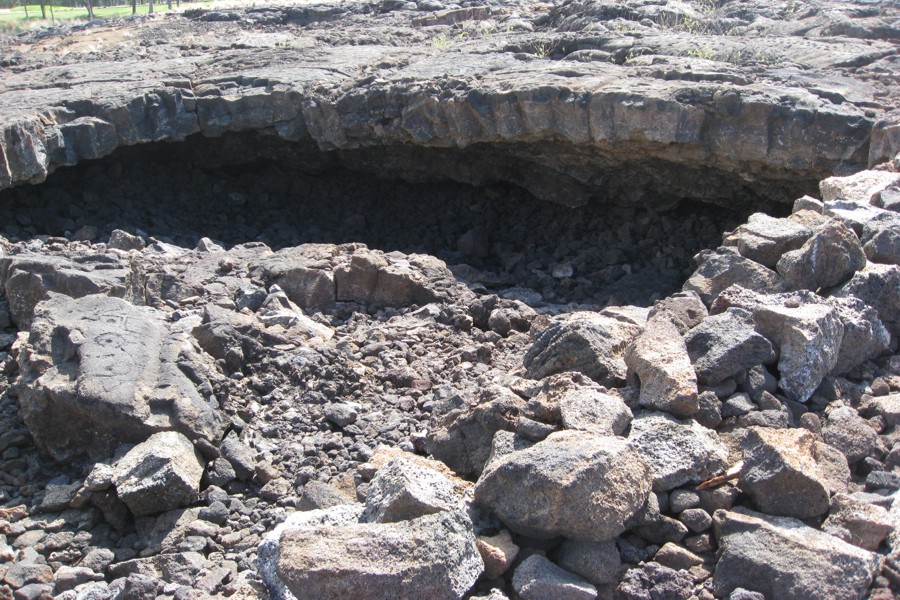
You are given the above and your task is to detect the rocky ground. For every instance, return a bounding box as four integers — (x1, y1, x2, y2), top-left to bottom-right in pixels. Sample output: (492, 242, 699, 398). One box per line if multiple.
(0, 1, 898, 600)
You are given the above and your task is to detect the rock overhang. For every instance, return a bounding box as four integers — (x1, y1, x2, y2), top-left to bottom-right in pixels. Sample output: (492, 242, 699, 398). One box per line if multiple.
(0, 13, 888, 209)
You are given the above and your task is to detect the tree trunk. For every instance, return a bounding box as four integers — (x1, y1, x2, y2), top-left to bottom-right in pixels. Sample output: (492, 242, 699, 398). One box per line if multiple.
(132, 0, 136, 15)
(166, 0, 171, 10)
(148, 0, 152, 14)
(84, 0, 94, 20)
(40, 0, 46, 19)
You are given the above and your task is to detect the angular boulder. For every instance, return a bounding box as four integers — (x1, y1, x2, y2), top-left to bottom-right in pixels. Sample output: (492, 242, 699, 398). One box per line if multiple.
(511, 555, 597, 600)
(426, 385, 526, 478)
(822, 493, 894, 551)
(16, 294, 226, 462)
(832, 263, 900, 338)
(473, 431, 652, 541)
(682, 248, 784, 305)
(685, 308, 776, 386)
(776, 218, 866, 291)
(739, 427, 849, 519)
(552, 375, 632, 436)
(753, 301, 844, 403)
(269, 509, 483, 600)
(112, 431, 204, 517)
(723, 212, 813, 268)
(627, 412, 728, 492)
(624, 314, 698, 418)
(362, 456, 461, 523)
(713, 509, 879, 600)
(523, 311, 644, 386)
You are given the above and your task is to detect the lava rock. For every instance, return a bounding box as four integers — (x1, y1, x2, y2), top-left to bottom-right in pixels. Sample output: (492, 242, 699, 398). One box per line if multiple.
(753, 300, 844, 403)
(624, 314, 699, 417)
(713, 508, 879, 600)
(724, 212, 813, 268)
(16, 294, 226, 462)
(473, 431, 652, 541)
(556, 539, 621, 587)
(267, 509, 483, 600)
(511, 554, 597, 600)
(362, 456, 460, 523)
(685, 308, 776, 386)
(821, 493, 894, 551)
(683, 248, 784, 305)
(776, 218, 866, 291)
(523, 311, 644, 386)
(112, 431, 205, 517)
(627, 412, 728, 492)
(738, 427, 849, 519)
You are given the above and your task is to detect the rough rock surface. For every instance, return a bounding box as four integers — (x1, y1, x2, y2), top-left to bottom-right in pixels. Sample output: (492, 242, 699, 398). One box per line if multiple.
(15, 293, 226, 461)
(739, 427, 850, 519)
(713, 508, 880, 600)
(0, 1, 897, 599)
(473, 431, 652, 541)
(111, 431, 205, 517)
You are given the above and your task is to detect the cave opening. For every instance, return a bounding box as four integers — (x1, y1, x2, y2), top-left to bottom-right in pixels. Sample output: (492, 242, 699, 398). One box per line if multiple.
(0, 132, 795, 307)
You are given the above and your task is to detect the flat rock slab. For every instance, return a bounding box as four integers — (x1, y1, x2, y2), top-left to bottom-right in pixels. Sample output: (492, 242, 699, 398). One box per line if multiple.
(269, 509, 483, 600)
(16, 293, 226, 461)
(713, 509, 880, 600)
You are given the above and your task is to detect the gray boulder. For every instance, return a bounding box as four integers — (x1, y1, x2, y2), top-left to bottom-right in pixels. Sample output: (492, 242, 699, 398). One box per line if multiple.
(753, 301, 844, 403)
(616, 562, 693, 600)
(523, 311, 644, 386)
(112, 431, 204, 517)
(822, 406, 878, 465)
(739, 427, 849, 519)
(266, 509, 483, 600)
(776, 218, 866, 291)
(863, 226, 900, 265)
(557, 378, 632, 437)
(685, 308, 776, 386)
(827, 296, 891, 375)
(426, 385, 526, 478)
(362, 456, 460, 523)
(723, 212, 813, 268)
(474, 431, 651, 541)
(832, 263, 900, 338)
(647, 291, 707, 334)
(16, 294, 226, 462)
(713, 508, 879, 600)
(624, 314, 698, 418)
(627, 412, 728, 492)
(556, 539, 621, 587)
(822, 493, 894, 551)
(107, 229, 146, 251)
(511, 555, 597, 600)
(0, 253, 132, 329)
(683, 248, 784, 305)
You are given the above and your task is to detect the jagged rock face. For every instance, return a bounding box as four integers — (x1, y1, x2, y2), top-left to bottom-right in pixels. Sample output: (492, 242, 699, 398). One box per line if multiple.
(16, 293, 226, 462)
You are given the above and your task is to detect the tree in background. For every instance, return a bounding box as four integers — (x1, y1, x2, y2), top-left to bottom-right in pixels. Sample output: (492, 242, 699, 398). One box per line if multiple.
(83, 0, 94, 19)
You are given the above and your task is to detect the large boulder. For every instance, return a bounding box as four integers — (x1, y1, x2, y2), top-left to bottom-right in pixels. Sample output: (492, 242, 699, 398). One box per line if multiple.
(263, 508, 483, 600)
(473, 431, 651, 541)
(776, 218, 867, 291)
(0, 253, 132, 329)
(753, 301, 844, 403)
(713, 508, 880, 600)
(426, 385, 527, 478)
(723, 213, 813, 268)
(511, 555, 597, 600)
(738, 427, 849, 519)
(627, 412, 728, 492)
(624, 314, 698, 418)
(682, 248, 784, 305)
(112, 431, 205, 517)
(832, 263, 900, 338)
(16, 294, 226, 462)
(523, 311, 644, 386)
(684, 308, 776, 386)
(362, 456, 462, 523)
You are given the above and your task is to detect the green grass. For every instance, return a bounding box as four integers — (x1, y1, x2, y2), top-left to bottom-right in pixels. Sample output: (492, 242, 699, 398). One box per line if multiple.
(0, 2, 202, 25)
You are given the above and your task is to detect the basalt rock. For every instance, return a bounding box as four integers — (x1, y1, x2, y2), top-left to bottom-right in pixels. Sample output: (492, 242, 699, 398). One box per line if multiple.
(16, 294, 226, 462)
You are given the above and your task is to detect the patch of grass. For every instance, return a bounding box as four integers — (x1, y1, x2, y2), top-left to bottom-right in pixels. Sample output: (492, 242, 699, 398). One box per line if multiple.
(0, 2, 201, 26)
